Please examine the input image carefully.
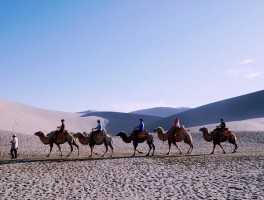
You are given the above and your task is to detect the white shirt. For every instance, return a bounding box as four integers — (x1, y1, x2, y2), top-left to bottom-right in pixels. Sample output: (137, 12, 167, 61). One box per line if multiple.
(11, 136, 18, 149)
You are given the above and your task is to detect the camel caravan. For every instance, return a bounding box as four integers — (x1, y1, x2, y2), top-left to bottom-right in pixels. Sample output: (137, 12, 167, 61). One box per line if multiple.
(34, 118, 238, 158)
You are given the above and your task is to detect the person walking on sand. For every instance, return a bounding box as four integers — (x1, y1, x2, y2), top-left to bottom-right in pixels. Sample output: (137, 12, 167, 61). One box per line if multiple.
(10, 134, 18, 159)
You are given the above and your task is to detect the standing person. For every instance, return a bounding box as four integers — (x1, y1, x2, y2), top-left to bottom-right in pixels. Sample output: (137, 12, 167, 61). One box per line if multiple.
(90, 119, 103, 143)
(134, 118, 144, 139)
(55, 119, 65, 141)
(10, 134, 18, 159)
(174, 118, 180, 128)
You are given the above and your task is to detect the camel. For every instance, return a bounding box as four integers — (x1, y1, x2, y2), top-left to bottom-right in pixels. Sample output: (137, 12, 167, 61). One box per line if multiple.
(116, 131, 155, 156)
(154, 126, 193, 155)
(199, 127, 238, 154)
(34, 130, 79, 157)
(74, 131, 113, 157)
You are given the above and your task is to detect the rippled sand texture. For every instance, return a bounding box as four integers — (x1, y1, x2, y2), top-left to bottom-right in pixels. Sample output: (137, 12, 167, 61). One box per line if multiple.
(0, 155, 264, 200)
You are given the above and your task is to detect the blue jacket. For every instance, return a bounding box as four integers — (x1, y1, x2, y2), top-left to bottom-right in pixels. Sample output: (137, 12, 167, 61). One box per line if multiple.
(95, 122, 103, 132)
(138, 122, 144, 131)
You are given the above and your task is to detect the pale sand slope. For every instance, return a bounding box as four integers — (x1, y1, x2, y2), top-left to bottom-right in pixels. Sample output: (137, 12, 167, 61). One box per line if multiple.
(1, 99, 264, 136)
(189, 117, 264, 132)
(0, 130, 264, 199)
(0, 99, 108, 135)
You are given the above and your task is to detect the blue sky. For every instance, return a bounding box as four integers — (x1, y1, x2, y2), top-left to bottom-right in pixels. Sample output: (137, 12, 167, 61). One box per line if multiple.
(0, 0, 263, 112)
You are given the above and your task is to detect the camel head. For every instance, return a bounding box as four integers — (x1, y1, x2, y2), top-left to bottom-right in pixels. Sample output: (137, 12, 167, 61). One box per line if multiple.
(155, 127, 164, 134)
(199, 127, 208, 133)
(74, 132, 88, 138)
(73, 132, 81, 138)
(116, 131, 126, 137)
(34, 131, 45, 137)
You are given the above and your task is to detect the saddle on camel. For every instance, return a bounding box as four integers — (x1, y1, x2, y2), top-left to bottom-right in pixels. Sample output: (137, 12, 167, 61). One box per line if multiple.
(88, 129, 107, 141)
(133, 130, 147, 139)
(53, 119, 66, 144)
(133, 118, 146, 140)
(90, 119, 104, 143)
(213, 127, 229, 140)
(214, 118, 228, 140)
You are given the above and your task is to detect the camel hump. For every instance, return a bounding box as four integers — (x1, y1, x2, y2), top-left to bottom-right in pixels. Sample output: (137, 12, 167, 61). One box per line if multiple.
(102, 129, 107, 135)
(47, 131, 55, 137)
(179, 125, 186, 130)
(139, 131, 148, 139)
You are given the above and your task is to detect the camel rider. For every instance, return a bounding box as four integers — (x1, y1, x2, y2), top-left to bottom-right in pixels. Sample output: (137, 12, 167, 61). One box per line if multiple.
(217, 118, 226, 137)
(174, 118, 180, 128)
(55, 119, 65, 141)
(134, 118, 144, 140)
(91, 119, 103, 143)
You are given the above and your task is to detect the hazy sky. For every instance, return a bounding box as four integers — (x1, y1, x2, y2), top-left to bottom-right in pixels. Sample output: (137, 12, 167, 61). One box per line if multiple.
(1, 1, 263, 112)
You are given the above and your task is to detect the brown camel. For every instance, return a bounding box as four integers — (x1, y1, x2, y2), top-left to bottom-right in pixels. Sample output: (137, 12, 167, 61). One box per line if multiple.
(116, 131, 155, 156)
(199, 127, 238, 154)
(34, 130, 79, 157)
(155, 126, 193, 155)
(74, 131, 113, 157)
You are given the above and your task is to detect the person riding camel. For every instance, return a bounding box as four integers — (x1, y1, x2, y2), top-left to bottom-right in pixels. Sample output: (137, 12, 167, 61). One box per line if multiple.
(55, 119, 65, 141)
(217, 118, 226, 138)
(134, 118, 144, 140)
(90, 119, 103, 143)
(174, 118, 180, 128)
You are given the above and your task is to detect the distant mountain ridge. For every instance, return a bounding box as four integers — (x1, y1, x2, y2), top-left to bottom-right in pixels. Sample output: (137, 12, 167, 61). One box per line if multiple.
(130, 107, 191, 117)
(81, 111, 162, 135)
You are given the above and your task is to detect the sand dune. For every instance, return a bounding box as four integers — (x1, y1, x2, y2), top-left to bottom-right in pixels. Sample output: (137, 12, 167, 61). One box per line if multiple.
(189, 117, 264, 132)
(1, 97, 264, 138)
(0, 99, 107, 135)
(147, 90, 264, 131)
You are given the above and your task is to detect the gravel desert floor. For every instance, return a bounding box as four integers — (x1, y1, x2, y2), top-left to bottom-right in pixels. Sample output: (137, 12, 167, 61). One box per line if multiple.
(1, 130, 264, 200)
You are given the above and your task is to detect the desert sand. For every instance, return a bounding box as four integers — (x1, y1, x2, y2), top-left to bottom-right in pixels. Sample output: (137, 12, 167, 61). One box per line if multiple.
(1, 130, 264, 200)
(0, 99, 107, 135)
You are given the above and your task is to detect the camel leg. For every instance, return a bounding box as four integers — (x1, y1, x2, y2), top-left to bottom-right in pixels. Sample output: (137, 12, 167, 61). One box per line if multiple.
(67, 143, 73, 157)
(151, 143, 155, 156)
(55, 143, 63, 157)
(73, 141, 79, 156)
(232, 143, 238, 153)
(218, 143, 226, 154)
(146, 142, 152, 156)
(132, 141, 137, 156)
(102, 142, 108, 157)
(89, 144, 94, 157)
(133, 141, 140, 156)
(187, 143, 193, 154)
(109, 141, 114, 157)
(47, 143, 54, 157)
(173, 141, 182, 154)
(166, 140, 172, 155)
(211, 143, 216, 154)
(136, 149, 143, 154)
